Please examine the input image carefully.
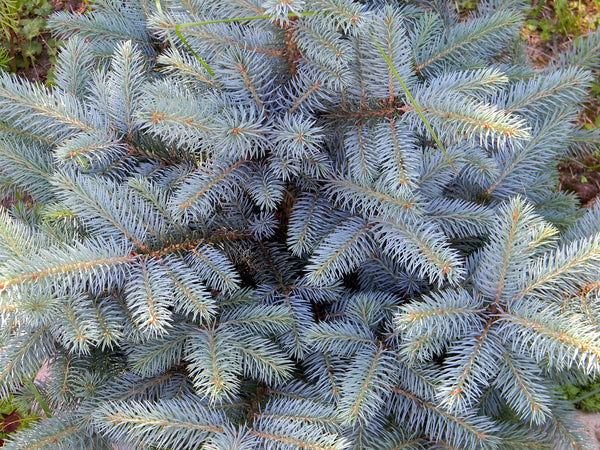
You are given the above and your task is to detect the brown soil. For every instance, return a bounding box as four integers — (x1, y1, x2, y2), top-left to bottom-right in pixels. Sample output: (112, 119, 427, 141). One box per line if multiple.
(559, 155, 600, 208)
(523, 25, 565, 68)
(49, 0, 86, 14)
(578, 411, 600, 449)
(13, 0, 87, 83)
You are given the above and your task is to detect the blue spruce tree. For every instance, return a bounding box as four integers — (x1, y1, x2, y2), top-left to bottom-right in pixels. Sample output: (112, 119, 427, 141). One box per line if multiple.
(2, 0, 600, 447)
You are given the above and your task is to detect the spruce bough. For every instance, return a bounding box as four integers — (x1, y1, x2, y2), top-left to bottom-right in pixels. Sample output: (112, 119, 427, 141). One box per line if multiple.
(2, 0, 600, 447)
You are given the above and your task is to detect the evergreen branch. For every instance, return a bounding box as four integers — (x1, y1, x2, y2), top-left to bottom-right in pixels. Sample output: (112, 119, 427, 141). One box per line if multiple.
(501, 67, 591, 115)
(174, 12, 316, 77)
(545, 403, 591, 449)
(516, 233, 600, 300)
(0, 238, 132, 294)
(0, 122, 53, 143)
(309, 0, 365, 32)
(136, 80, 218, 148)
(0, 327, 51, 396)
(498, 305, 600, 374)
(112, 373, 175, 404)
(306, 216, 373, 285)
(128, 177, 185, 233)
(254, 241, 289, 289)
(54, 132, 128, 172)
(250, 416, 348, 450)
(0, 73, 94, 142)
(395, 289, 485, 342)
(562, 199, 600, 245)
(164, 257, 215, 322)
(93, 397, 229, 447)
(436, 320, 501, 413)
(324, 105, 399, 121)
(279, 289, 314, 359)
(485, 112, 572, 198)
(91, 297, 125, 350)
(294, 15, 353, 69)
(52, 295, 103, 354)
(157, 48, 219, 88)
(0, 210, 39, 263)
(425, 68, 508, 98)
(0, 0, 596, 446)
(425, 198, 494, 239)
(255, 399, 339, 428)
(128, 325, 192, 376)
(473, 197, 546, 303)
(287, 193, 340, 257)
(2, 415, 82, 450)
(306, 320, 377, 356)
(493, 351, 552, 425)
(247, 164, 284, 210)
(324, 176, 420, 222)
(220, 304, 293, 335)
(357, 252, 422, 297)
(172, 159, 249, 220)
(338, 345, 396, 425)
(376, 116, 420, 189)
(393, 359, 439, 401)
(389, 387, 500, 449)
(126, 257, 174, 337)
(156, 20, 283, 59)
(98, 372, 182, 402)
(287, 77, 324, 115)
(0, 233, 244, 294)
(406, 93, 531, 148)
(343, 120, 379, 183)
(561, 28, 600, 72)
(235, 333, 294, 384)
(373, 217, 465, 286)
(186, 244, 241, 293)
(204, 427, 260, 449)
(52, 36, 94, 99)
(107, 41, 147, 136)
(228, 55, 265, 112)
(53, 172, 151, 250)
(48, 2, 151, 47)
(304, 352, 343, 400)
(414, 9, 522, 74)
(0, 136, 55, 203)
(185, 327, 242, 400)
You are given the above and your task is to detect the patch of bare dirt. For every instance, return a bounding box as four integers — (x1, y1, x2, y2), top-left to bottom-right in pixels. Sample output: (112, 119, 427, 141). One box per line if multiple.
(578, 411, 600, 449)
(15, 0, 87, 83)
(559, 155, 600, 208)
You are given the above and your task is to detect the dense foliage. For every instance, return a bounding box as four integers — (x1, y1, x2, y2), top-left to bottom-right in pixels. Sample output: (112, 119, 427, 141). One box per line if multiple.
(0, 0, 59, 74)
(2, 0, 600, 448)
(563, 382, 600, 413)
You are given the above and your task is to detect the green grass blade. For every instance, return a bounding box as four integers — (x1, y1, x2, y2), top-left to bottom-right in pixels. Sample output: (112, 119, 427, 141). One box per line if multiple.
(24, 379, 52, 418)
(370, 34, 458, 174)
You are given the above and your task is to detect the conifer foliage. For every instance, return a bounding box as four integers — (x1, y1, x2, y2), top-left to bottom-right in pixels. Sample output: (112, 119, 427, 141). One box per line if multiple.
(2, 0, 600, 448)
